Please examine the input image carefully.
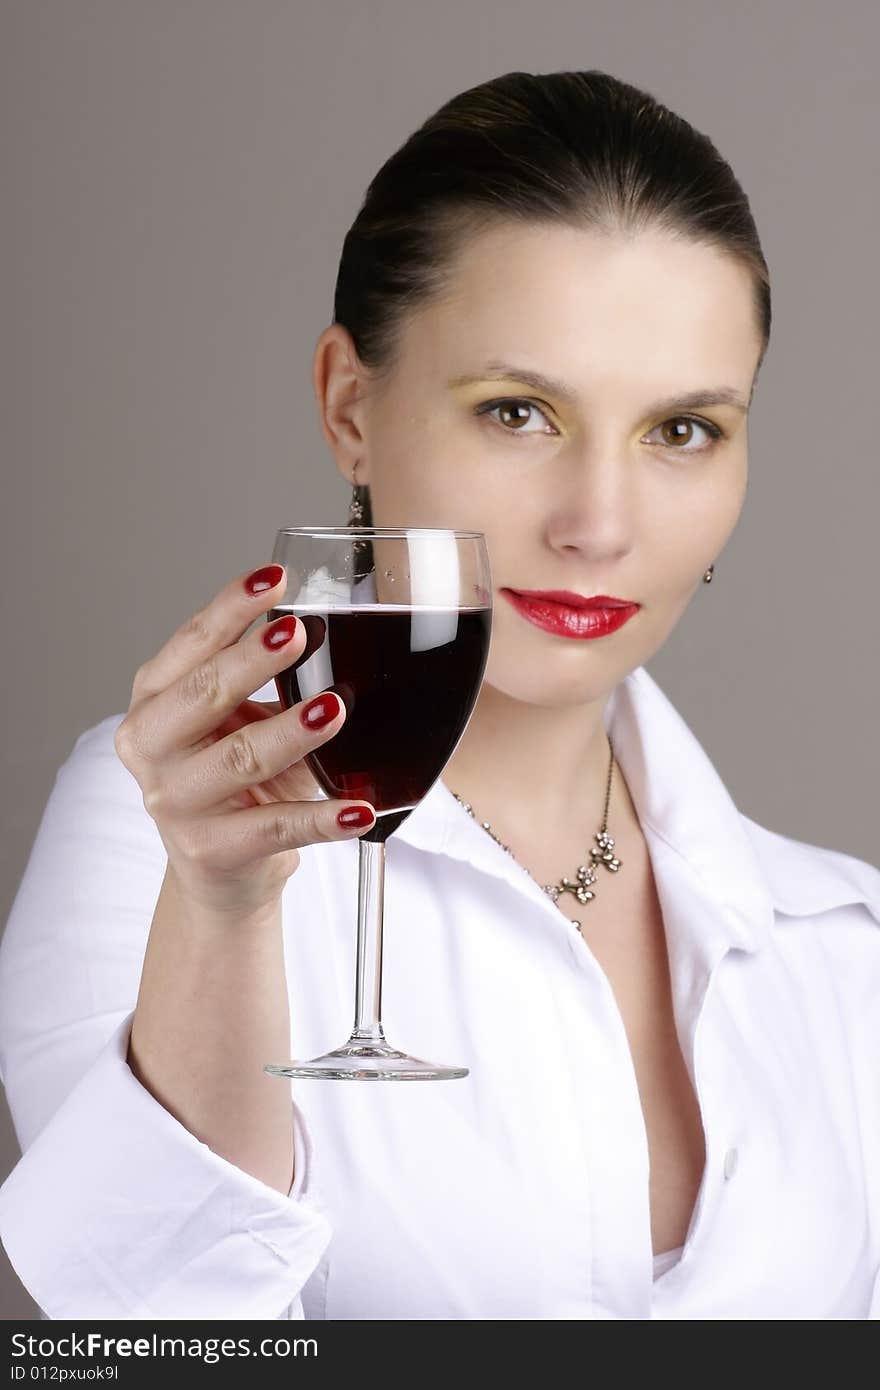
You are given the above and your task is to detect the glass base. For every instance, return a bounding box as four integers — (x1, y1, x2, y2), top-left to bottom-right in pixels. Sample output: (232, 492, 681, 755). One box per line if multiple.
(264, 1038, 469, 1081)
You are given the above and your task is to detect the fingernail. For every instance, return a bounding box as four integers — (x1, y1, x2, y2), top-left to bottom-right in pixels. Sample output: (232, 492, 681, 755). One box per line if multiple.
(337, 806, 376, 829)
(262, 615, 299, 651)
(245, 564, 284, 596)
(301, 692, 342, 729)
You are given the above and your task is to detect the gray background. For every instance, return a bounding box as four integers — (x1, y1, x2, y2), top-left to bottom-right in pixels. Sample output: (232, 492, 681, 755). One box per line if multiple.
(1, 0, 877, 1317)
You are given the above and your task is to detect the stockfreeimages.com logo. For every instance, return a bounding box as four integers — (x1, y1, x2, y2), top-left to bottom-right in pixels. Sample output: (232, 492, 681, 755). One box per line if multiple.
(11, 1332, 318, 1366)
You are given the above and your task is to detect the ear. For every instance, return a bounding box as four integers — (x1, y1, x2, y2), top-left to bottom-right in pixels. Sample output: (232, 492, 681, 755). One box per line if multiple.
(312, 324, 373, 486)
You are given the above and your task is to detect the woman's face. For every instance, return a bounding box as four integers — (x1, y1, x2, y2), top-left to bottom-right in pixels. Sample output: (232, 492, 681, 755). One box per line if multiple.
(320, 222, 763, 709)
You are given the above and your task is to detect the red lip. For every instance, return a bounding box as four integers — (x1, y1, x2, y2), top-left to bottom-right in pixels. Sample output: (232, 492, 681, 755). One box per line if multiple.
(502, 589, 640, 640)
(508, 589, 638, 609)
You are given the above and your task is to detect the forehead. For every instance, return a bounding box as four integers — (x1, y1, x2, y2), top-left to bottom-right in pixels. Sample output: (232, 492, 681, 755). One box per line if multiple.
(395, 221, 759, 393)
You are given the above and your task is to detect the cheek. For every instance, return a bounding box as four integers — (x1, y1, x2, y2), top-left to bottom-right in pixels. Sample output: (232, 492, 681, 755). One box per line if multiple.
(375, 396, 496, 485)
(370, 436, 498, 525)
(699, 464, 748, 546)
(653, 460, 747, 561)
(372, 468, 471, 526)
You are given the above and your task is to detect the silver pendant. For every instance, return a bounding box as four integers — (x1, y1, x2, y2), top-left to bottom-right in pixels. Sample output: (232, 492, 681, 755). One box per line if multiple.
(589, 828, 621, 873)
(544, 830, 621, 905)
(450, 789, 620, 927)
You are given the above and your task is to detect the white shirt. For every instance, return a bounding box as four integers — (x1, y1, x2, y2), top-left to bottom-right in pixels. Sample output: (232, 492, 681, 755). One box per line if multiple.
(1, 664, 878, 1320)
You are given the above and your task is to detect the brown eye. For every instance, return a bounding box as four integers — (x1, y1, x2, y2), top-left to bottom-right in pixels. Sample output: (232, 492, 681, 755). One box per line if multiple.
(662, 418, 695, 446)
(646, 416, 724, 453)
(476, 398, 556, 436)
(498, 402, 533, 429)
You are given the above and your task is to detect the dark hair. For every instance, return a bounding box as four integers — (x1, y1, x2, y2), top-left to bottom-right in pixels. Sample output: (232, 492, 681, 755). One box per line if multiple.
(335, 69, 771, 526)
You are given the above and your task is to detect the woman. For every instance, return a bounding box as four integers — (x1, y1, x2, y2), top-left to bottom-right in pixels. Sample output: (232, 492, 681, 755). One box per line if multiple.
(1, 69, 878, 1320)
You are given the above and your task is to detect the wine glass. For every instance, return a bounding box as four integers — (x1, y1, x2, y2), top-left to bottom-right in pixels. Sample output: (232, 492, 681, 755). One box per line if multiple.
(263, 527, 492, 1080)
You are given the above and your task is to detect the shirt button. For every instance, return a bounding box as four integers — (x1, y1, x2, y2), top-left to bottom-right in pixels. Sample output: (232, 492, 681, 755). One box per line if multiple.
(723, 1147, 739, 1180)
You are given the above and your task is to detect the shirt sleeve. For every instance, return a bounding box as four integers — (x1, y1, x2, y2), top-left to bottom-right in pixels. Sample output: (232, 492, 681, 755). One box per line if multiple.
(0, 713, 333, 1320)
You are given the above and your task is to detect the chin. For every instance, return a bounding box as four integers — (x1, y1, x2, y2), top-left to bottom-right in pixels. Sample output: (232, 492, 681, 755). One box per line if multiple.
(480, 661, 624, 709)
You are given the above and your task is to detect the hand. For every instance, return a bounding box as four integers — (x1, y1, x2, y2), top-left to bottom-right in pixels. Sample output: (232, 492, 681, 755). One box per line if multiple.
(114, 563, 375, 921)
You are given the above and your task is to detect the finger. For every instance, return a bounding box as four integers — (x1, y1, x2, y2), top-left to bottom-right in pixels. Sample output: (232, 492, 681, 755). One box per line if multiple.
(180, 793, 377, 873)
(185, 697, 324, 809)
(154, 691, 348, 819)
(130, 563, 288, 705)
(209, 699, 325, 806)
(123, 606, 326, 766)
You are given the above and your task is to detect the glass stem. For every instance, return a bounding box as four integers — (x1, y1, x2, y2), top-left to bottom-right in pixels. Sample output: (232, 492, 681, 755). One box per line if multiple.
(351, 837, 387, 1042)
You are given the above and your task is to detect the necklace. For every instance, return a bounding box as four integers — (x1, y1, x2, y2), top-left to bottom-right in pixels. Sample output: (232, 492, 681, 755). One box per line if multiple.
(448, 736, 622, 931)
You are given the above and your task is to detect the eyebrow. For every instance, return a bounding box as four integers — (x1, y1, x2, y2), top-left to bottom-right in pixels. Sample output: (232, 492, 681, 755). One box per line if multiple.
(448, 362, 751, 414)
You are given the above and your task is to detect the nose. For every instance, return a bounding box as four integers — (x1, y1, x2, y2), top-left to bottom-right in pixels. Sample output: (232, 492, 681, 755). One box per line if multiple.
(543, 447, 636, 564)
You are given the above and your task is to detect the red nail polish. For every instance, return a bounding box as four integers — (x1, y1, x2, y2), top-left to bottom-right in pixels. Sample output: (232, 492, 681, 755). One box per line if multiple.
(337, 806, 375, 829)
(245, 564, 284, 596)
(262, 615, 299, 651)
(301, 692, 342, 729)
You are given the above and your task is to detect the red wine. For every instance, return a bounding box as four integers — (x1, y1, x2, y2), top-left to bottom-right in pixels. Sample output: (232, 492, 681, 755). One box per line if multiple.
(270, 606, 491, 841)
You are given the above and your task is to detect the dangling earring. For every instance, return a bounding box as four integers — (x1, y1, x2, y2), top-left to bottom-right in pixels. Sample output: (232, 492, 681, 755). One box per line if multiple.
(348, 462, 365, 527)
(703, 564, 714, 583)
(347, 462, 373, 569)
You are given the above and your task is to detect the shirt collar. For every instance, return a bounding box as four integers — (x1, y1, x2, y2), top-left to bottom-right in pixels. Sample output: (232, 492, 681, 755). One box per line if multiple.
(394, 665, 879, 954)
